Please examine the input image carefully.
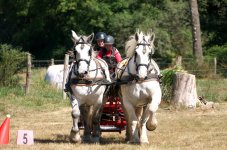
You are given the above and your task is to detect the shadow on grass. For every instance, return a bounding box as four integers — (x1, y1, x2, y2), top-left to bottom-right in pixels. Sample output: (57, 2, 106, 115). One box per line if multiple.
(34, 134, 127, 145)
(100, 137, 126, 145)
(34, 134, 69, 144)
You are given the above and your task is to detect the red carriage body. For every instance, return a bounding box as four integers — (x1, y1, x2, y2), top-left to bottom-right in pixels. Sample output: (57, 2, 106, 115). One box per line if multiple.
(78, 96, 127, 133)
(100, 96, 126, 133)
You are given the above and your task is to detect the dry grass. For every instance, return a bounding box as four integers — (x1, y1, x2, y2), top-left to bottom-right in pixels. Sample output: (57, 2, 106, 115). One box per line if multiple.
(0, 103, 226, 150)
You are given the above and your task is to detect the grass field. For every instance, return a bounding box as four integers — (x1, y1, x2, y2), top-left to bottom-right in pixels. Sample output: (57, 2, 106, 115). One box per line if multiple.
(0, 68, 227, 149)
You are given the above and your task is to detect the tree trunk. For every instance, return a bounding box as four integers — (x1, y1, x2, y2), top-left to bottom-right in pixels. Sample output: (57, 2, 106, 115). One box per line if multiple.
(189, 0, 203, 65)
(172, 72, 198, 108)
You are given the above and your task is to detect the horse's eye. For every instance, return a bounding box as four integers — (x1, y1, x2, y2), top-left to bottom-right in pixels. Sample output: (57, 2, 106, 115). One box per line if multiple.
(149, 52, 152, 59)
(88, 49, 91, 56)
(73, 50, 77, 57)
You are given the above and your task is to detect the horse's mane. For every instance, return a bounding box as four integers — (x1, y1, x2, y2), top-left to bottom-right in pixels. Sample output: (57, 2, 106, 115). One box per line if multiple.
(125, 36, 137, 58)
(125, 30, 155, 57)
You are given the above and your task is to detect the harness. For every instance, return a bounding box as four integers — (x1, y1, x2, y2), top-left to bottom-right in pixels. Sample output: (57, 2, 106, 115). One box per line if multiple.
(70, 58, 112, 85)
(116, 58, 160, 85)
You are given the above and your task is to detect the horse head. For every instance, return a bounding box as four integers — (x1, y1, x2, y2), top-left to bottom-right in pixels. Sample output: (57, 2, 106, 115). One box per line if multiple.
(71, 30, 94, 78)
(133, 30, 155, 81)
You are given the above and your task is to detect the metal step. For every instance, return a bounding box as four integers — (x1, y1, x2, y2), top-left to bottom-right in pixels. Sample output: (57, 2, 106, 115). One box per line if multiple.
(79, 125, 126, 133)
(100, 125, 125, 132)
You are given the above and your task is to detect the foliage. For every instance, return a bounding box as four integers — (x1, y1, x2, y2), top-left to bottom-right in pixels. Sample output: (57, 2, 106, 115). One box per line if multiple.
(199, 0, 227, 48)
(204, 44, 227, 76)
(0, 0, 226, 68)
(0, 44, 27, 87)
(0, 0, 193, 59)
(161, 65, 185, 101)
(205, 44, 227, 62)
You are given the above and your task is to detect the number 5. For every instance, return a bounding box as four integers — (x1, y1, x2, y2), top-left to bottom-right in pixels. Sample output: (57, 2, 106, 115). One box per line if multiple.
(23, 133, 28, 144)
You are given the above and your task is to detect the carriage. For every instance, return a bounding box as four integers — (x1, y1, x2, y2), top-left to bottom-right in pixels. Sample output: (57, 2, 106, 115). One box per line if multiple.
(78, 96, 127, 133)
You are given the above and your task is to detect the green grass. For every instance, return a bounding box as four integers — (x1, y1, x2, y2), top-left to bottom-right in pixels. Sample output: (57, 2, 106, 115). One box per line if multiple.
(0, 68, 69, 116)
(197, 78, 227, 102)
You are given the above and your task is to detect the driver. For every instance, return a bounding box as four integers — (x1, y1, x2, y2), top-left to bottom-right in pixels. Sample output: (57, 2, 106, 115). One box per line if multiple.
(93, 32, 107, 56)
(96, 35, 122, 77)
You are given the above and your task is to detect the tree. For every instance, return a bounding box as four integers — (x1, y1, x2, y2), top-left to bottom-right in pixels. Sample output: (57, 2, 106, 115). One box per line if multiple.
(189, 0, 203, 65)
(0, 44, 27, 86)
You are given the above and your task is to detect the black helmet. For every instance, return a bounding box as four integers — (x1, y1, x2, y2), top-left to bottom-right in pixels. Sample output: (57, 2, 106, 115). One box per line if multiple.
(104, 35, 114, 45)
(95, 32, 106, 41)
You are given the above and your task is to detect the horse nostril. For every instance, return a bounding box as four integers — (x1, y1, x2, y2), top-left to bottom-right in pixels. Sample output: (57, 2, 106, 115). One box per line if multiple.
(136, 75, 146, 81)
(84, 71, 88, 74)
(78, 73, 85, 78)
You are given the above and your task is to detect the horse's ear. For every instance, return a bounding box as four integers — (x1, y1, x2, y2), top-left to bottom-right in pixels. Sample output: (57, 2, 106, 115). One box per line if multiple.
(149, 32, 155, 44)
(135, 29, 140, 41)
(135, 32, 139, 41)
(87, 33, 94, 44)
(71, 30, 79, 42)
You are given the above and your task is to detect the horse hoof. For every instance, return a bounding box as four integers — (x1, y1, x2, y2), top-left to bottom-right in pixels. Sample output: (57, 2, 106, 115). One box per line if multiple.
(69, 129, 81, 143)
(146, 122, 157, 131)
(129, 140, 140, 145)
(83, 135, 92, 143)
(69, 136, 81, 143)
(125, 137, 130, 143)
(140, 141, 149, 145)
(140, 139, 149, 144)
(92, 136, 100, 143)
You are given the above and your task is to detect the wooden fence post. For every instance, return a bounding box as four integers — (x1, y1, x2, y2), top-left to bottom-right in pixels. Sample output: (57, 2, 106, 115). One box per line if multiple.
(63, 54, 69, 99)
(175, 55, 182, 67)
(25, 53, 32, 95)
(214, 57, 217, 75)
(50, 58, 54, 66)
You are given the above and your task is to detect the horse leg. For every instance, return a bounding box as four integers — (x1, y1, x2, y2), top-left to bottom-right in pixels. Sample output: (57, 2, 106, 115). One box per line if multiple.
(139, 105, 150, 144)
(80, 105, 92, 143)
(146, 91, 161, 131)
(91, 101, 103, 143)
(135, 107, 143, 141)
(69, 98, 81, 143)
(120, 100, 130, 142)
(123, 100, 140, 143)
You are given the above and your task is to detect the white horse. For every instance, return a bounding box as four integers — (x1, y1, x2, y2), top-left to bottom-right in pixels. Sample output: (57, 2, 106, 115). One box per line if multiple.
(68, 30, 111, 143)
(116, 30, 161, 144)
